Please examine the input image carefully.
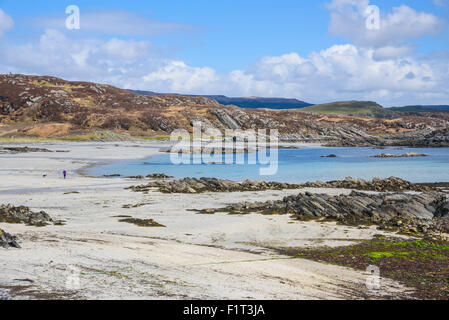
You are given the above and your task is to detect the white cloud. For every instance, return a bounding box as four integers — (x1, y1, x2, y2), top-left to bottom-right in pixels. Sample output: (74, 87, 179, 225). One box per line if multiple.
(0, 9, 14, 37)
(373, 45, 415, 60)
(138, 44, 448, 106)
(102, 38, 151, 60)
(1, 28, 448, 106)
(327, 1, 444, 51)
(36, 10, 199, 37)
(226, 45, 440, 103)
(143, 61, 218, 93)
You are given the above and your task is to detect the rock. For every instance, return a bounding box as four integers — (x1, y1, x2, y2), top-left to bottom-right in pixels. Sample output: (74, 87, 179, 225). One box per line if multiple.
(127, 177, 303, 194)
(145, 173, 173, 179)
(0, 204, 53, 226)
(127, 176, 435, 194)
(301, 176, 432, 192)
(0, 289, 12, 300)
(0, 229, 20, 248)
(195, 190, 449, 237)
(321, 154, 337, 158)
(0, 146, 53, 154)
(372, 152, 428, 158)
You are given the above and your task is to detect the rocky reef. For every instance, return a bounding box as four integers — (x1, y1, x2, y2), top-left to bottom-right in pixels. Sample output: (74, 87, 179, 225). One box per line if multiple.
(0, 204, 53, 226)
(0, 229, 20, 248)
(118, 218, 166, 227)
(128, 177, 302, 194)
(128, 176, 434, 194)
(372, 153, 428, 158)
(300, 177, 433, 192)
(0, 146, 53, 154)
(196, 191, 449, 237)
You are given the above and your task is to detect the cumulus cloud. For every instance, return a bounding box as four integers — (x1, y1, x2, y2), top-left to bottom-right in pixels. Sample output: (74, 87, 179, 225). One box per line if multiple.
(0, 9, 14, 37)
(138, 44, 449, 106)
(228, 45, 445, 103)
(36, 10, 200, 37)
(1, 28, 448, 106)
(1, 2, 448, 107)
(0, 29, 166, 87)
(143, 61, 218, 93)
(102, 38, 152, 60)
(326, 0, 444, 58)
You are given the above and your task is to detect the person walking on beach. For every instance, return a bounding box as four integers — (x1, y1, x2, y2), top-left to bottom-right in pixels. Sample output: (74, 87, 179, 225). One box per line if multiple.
(63, 170, 67, 179)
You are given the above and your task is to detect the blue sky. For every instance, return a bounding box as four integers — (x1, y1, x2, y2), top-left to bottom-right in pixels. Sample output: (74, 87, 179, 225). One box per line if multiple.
(0, 0, 448, 106)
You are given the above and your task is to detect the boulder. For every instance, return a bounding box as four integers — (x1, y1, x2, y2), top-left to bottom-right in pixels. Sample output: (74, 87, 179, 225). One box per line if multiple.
(0, 229, 20, 248)
(0, 204, 53, 226)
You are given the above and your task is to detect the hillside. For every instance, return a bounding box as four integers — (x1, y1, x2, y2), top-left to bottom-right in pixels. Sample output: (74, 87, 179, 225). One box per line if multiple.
(1, 74, 448, 145)
(298, 101, 398, 119)
(131, 90, 313, 110)
(198, 96, 313, 110)
(390, 105, 449, 113)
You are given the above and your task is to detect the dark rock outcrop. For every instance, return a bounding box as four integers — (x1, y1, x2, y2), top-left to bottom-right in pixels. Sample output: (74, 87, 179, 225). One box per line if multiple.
(321, 154, 337, 158)
(0, 146, 53, 154)
(385, 128, 449, 147)
(301, 177, 433, 192)
(196, 191, 449, 236)
(128, 177, 302, 194)
(0, 229, 20, 248)
(372, 153, 428, 158)
(0, 204, 53, 226)
(128, 176, 434, 194)
(145, 173, 173, 179)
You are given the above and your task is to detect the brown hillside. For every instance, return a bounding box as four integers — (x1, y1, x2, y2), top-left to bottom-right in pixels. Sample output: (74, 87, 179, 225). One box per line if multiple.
(0, 74, 447, 142)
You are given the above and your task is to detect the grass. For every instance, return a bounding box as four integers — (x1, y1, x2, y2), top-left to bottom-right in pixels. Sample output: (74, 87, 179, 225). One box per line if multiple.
(298, 101, 392, 117)
(137, 136, 171, 141)
(281, 236, 449, 300)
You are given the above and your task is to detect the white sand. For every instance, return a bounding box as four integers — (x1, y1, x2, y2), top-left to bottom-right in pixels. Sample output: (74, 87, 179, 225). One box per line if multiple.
(0, 142, 414, 300)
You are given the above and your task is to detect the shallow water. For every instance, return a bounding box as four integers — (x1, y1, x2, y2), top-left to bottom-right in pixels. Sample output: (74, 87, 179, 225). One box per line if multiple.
(88, 147, 449, 183)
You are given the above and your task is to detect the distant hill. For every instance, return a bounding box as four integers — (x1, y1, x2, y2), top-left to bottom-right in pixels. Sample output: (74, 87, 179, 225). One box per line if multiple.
(131, 90, 313, 110)
(2, 74, 448, 143)
(389, 105, 449, 113)
(298, 101, 398, 118)
(201, 96, 313, 110)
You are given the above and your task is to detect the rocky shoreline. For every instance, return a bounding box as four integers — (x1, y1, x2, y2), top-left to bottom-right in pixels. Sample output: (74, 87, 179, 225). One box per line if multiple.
(128, 176, 435, 194)
(300, 176, 433, 192)
(128, 177, 303, 194)
(0, 146, 69, 154)
(196, 191, 449, 238)
(0, 204, 54, 226)
(0, 229, 20, 248)
(325, 128, 449, 148)
(372, 152, 428, 158)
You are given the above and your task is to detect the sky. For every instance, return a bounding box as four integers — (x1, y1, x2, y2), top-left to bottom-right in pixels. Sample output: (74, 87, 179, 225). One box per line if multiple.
(0, 0, 448, 106)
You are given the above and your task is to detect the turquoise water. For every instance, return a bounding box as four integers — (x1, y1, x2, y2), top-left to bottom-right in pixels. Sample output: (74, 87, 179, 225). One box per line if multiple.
(88, 147, 449, 183)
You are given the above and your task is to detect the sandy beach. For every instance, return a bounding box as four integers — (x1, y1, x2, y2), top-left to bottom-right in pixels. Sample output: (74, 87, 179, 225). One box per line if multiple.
(0, 141, 414, 299)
